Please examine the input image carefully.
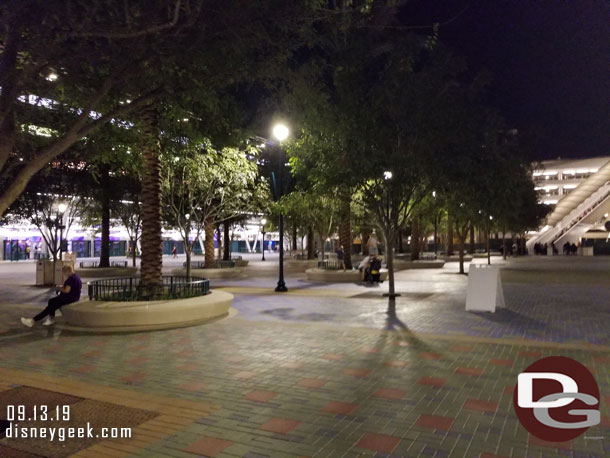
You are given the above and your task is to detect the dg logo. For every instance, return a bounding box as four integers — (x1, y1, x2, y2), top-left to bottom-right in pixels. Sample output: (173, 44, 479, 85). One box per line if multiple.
(513, 356, 600, 441)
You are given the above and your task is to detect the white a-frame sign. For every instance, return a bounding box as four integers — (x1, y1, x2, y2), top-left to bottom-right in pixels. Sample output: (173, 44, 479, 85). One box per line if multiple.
(465, 264, 505, 312)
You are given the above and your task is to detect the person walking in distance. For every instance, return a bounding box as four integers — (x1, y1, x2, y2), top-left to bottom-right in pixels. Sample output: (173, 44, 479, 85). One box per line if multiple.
(21, 265, 82, 327)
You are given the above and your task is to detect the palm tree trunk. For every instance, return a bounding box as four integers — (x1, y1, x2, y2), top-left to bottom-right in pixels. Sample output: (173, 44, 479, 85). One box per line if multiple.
(139, 105, 163, 286)
(204, 218, 215, 268)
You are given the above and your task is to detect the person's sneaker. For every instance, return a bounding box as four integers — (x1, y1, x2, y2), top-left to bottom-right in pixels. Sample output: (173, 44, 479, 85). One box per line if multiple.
(42, 317, 56, 326)
(21, 317, 34, 328)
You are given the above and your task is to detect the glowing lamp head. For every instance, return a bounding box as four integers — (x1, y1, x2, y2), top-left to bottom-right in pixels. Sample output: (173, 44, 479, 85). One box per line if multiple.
(58, 203, 67, 213)
(272, 124, 289, 142)
(261, 218, 267, 226)
(47, 73, 58, 81)
(383, 171, 392, 180)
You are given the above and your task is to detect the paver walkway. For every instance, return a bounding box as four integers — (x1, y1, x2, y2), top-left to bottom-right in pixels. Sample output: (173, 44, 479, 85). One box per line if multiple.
(0, 256, 608, 457)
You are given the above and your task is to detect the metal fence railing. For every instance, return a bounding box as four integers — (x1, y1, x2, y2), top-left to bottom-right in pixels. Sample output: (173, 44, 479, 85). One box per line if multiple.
(317, 260, 342, 270)
(88, 276, 210, 301)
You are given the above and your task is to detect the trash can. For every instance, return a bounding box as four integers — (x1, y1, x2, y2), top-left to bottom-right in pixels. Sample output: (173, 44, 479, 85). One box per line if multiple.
(54, 260, 74, 286)
(36, 260, 56, 286)
(36, 260, 45, 286)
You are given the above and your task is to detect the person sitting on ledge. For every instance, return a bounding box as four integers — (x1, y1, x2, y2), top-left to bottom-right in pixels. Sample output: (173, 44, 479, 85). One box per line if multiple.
(21, 264, 82, 327)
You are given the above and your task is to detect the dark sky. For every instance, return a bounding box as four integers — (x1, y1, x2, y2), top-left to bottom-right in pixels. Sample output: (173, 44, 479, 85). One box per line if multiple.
(401, 0, 610, 160)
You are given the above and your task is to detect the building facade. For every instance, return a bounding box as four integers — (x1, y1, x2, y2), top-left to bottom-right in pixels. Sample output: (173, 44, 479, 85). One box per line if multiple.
(527, 156, 610, 255)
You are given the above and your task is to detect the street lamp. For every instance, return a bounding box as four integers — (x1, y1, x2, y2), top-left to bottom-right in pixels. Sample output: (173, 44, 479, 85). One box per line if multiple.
(432, 191, 438, 256)
(260, 218, 267, 261)
(272, 123, 289, 292)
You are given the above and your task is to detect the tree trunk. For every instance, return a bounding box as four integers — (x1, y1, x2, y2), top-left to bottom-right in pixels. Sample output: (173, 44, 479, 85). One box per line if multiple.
(185, 238, 192, 279)
(362, 227, 371, 255)
(291, 226, 297, 253)
(458, 235, 466, 274)
(131, 239, 137, 267)
(446, 212, 454, 255)
(339, 195, 353, 269)
(469, 226, 475, 254)
(307, 226, 315, 259)
(139, 105, 163, 286)
(99, 165, 110, 267)
(410, 217, 420, 261)
(204, 218, 215, 268)
(397, 229, 404, 253)
(216, 226, 222, 260)
(223, 222, 231, 261)
(385, 230, 397, 314)
(319, 233, 326, 259)
(502, 230, 507, 260)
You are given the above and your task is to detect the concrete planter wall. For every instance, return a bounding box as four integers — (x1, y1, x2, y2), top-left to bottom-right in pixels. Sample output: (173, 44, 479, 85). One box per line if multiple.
(61, 290, 233, 332)
(171, 267, 245, 279)
(305, 268, 388, 283)
(76, 267, 138, 278)
(393, 260, 445, 270)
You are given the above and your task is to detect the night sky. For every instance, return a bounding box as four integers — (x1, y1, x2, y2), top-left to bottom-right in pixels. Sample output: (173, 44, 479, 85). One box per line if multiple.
(402, 0, 610, 160)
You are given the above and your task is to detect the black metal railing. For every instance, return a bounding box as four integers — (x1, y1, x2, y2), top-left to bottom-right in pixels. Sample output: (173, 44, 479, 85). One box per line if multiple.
(317, 260, 342, 270)
(183, 261, 206, 269)
(88, 276, 210, 301)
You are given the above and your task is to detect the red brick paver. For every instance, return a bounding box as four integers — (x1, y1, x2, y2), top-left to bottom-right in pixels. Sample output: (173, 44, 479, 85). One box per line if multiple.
(321, 401, 357, 415)
(259, 418, 300, 434)
(355, 432, 401, 454)
(185, 437, 233, 456)
(415, 414, 454, 431)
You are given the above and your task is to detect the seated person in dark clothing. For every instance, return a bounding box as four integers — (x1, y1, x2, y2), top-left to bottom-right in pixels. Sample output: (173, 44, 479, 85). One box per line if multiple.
(21, 264, 82, 327)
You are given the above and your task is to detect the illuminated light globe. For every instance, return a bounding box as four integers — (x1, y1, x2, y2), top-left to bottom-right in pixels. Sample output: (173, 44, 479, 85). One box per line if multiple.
(383, 171, 392, 180)
(261, 218, 267, 225)
(272, 123, 289, 142)
(58, 203, 67, 213)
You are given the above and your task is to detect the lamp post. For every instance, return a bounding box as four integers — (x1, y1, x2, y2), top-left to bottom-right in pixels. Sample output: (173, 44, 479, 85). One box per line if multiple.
(273, 123, 289, 292)
(432, 191, 438, 256)
(260, 218, 267, 261)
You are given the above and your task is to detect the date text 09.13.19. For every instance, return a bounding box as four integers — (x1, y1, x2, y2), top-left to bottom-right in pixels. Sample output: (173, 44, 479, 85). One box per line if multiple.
(6, 405, 70, 422)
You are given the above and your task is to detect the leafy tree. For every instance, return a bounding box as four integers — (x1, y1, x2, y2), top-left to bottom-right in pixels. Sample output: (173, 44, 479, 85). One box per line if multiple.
(162, 141, 267, 276)
(5, 165, 93, 272)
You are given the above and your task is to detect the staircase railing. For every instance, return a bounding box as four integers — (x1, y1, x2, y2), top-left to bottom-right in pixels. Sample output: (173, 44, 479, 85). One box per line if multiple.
(536, 181, 610, 247)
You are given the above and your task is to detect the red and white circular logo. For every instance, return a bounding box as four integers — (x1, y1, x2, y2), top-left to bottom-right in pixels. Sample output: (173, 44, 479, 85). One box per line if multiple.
(513, 356, 600, 441)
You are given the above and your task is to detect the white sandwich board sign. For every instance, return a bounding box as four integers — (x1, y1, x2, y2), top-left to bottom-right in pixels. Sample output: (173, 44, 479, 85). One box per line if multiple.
(465, 264, 505, 312)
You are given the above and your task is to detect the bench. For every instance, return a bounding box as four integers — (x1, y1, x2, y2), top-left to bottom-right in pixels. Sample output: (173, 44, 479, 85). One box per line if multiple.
(79, 261, 98, 268)
(230, 255, 242, 261)
(111, 260, 128, 268)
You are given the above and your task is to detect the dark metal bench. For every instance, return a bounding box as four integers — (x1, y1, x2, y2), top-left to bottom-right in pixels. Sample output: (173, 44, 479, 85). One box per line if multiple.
(230, 255, 242, 261)
(183, 261, 206, 269)
(79, 261, 98, 268)
(111, 260, 128, 267)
